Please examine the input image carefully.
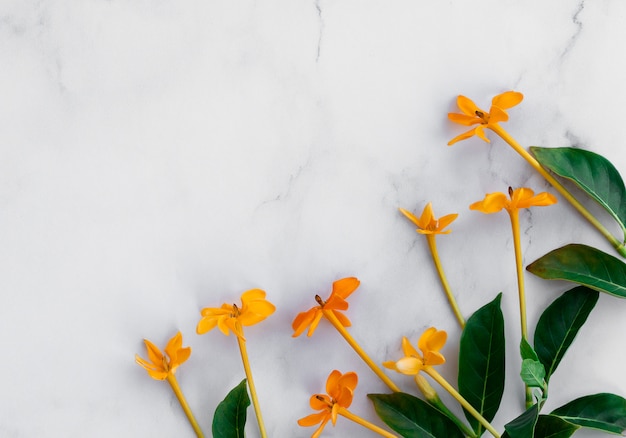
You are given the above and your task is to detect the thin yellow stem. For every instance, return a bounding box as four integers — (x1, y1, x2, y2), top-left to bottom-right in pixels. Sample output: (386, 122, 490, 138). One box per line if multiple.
(322, 309, 401, 393)
(508, 209, 527, 340)
(166, 374, 205, 438)
(426, 235, 465, 328)
(424, 367, 501, 438)
(338, 407, 399, 438)
(236, 335, 268, 438)
(508, 209, 534, 408)
(489, 123, 626, 257)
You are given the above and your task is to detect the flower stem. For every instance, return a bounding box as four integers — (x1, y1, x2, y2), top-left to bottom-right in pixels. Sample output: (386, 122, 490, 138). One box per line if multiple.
(507, 209, 534, 408)
(236, 335, 267, 438)
(322, 309, 401, 392)
(490, 123, 626, 257)
(166, 374, 205, 438)
(415, 375, 477, 438)
(426, 234, 465, 328)
(338, 407, 398, 438)
(424, 367, 500, 438)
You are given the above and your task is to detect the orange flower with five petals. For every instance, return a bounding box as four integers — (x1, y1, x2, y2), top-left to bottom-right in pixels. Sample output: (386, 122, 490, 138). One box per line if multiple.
(448, 91, 523, 145)
(399, 203, 458, 235)
(298, 370, 358, 438)
(135, 331, 191, 380)
(384, 328, 447, 375)
(292, 277, 360, 337)
(196, 289, 275, 339)
(470, 187, 557, 215)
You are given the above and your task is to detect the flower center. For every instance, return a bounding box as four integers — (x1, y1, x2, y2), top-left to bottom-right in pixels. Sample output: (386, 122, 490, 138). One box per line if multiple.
(315, 294, 326, 307)
(231, 303, 241, 318)
(475, 110, 490, 124)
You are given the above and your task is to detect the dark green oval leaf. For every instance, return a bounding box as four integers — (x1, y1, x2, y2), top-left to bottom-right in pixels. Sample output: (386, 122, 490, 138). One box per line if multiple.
(551, 393, 626, 434)
(534, 415, 579, 438)
(530, 146, 626, 238)
(527, 244, 626, 298)
(368, 392, 464, 438)
(504, 403, 540, 438)
(534, 286, 598, 382)
(212, 379, 250, 438)
(459, 293, 505, 435)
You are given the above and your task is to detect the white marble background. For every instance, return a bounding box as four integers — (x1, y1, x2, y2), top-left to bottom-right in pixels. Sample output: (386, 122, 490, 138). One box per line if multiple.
(2, 1, 626, 437)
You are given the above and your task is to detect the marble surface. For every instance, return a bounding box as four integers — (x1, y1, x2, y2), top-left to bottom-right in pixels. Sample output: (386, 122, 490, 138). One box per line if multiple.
(2, 1, 626, 437)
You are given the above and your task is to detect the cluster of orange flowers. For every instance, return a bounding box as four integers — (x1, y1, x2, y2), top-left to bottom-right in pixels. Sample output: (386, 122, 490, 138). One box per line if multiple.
(135, 91, 566, 438)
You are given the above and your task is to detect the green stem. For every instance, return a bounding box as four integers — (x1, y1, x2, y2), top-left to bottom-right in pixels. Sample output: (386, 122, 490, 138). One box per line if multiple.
(489, 123, 626, 257)
(508, 208, 534, 408)
(236, 335, 268, 438)
(425, 367, 500, 438)
(426, 234, 465, 328)
(166, 374, 205, 438)
(322, 309, 401, 393)
(339, 407, 399, 438)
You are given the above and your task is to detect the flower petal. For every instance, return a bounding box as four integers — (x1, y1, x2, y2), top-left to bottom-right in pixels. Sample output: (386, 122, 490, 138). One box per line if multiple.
(310, 394, 331, 410)
(331, 310, 352, 328)
(143, 339, 164, 365)
(401, 336, 420, 358)
(292, 308, 317, 337)
(447, 128, 478, 146)
(399, 208, 420, 227)
(456, 95, 481, 116)
(470, 192, 508, 214)
(307, 310, 325, 337)
(418, 327, 447, 353)
(448, 112, 482, 126)
(475, 125, 490, 143)
(437, 213, 458, 232)
(330, 277, 360, 300)
(395, 357, 423, 375)
(240, 288, 267, 303)
(326, 370, 342, 395)
(424, 351, 446, 366)
(492, 91, 523, 110)
(196, 316, 218, 335)
(298, 411, 329, 427)
(164, 332, 183, 361)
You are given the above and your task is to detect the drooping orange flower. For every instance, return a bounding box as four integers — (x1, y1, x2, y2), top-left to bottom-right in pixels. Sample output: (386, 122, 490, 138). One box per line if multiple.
(399, 203, 458, 235)
(470, 187, 557, 215)
(292, 277, 360, 337)
(135, 331, 191, 380)
(384, 328, 447, 376)
(297, 370, 358, 438)
(447, 91, 523, 145)
(196, 289, 275, 339)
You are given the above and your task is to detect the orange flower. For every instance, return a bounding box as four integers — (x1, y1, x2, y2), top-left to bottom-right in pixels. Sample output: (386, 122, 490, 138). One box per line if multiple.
(196, 289, 275, 339)
(292, 277, 360, 337)
(448, 91, 523, 145)
(399, 203, 458, 235)
(298, 370, 358, 438)
(384, 328, 447, 375)
(470, 187, 557, 215)
(135, 331, 191, 380)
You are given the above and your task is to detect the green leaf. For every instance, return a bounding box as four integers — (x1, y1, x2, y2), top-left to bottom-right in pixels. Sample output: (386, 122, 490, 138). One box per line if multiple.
(530, 146, 626, 238)
(533, 415, 579, 438)
(527, 243, 626, 298)
(458, 293, 505, 435)
(368, 392, 464, 438)
(504, 403, 540, 438)
(534, 286, 599, 382)
(520, 338, 539, 362)
(212, 379, 250, 438)
(521, 358, 545, 389)
(551, 393, 626, 434)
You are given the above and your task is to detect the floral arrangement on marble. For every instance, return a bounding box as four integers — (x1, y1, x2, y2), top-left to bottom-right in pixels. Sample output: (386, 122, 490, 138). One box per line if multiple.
(134, 91, 626, 438)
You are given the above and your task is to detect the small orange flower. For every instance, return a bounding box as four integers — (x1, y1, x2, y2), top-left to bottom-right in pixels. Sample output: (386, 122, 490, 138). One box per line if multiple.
(135, 331, 191, 380)
(292, 277, 360, 337)
(384, 328, 447, 375)
(298, 370, 358, 438)
(448, 91, 523, 145)
(470, 187, 557, 215)
(196, 289, 275, 339)
(399, 203, 458, 235)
